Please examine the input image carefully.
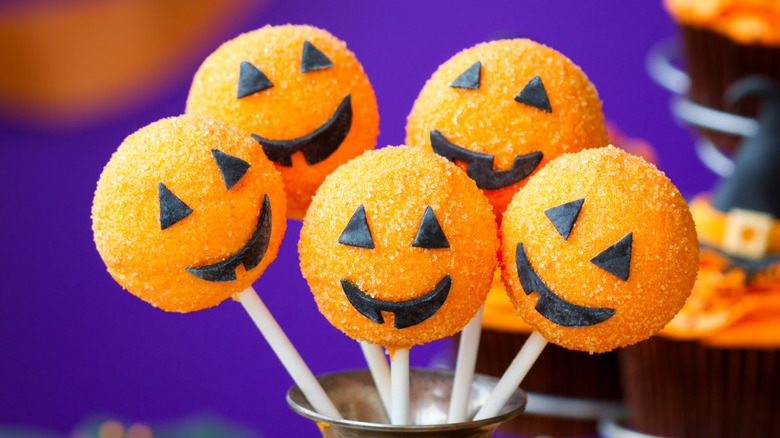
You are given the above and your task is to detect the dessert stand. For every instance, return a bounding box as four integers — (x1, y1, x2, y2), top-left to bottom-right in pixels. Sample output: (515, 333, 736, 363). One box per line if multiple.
(287, 368, 526, 437)
(645, 38, 757, 176)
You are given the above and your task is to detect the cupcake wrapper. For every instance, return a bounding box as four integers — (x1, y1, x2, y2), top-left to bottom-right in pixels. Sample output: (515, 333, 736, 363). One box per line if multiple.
(619, 336, 780, 438)
(681, 25, 780, 153)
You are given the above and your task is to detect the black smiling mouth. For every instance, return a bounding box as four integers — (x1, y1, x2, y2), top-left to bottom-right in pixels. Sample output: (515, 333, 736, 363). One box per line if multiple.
(340, 275, 451, 329)
(430, 130, 543, 190)
(185, 195, 272, 282)
(250, 94, 352, 167)
(515, 242, 615, 327)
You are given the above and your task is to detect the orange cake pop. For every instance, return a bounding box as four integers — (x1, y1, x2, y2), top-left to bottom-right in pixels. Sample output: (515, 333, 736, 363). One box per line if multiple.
(406, 38, 607, 219)
(299, 145, 499, 351)
(92, 115, 287, 312)
(186, 24, 379, 219)
(500, 146, 699, 353)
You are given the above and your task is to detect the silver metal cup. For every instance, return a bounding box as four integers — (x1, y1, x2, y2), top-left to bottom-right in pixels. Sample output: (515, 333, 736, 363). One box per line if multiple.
(287, 368, 527, 437)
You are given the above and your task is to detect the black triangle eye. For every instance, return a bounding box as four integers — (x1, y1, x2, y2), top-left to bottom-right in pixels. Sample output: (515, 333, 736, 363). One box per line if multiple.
(450, 61, 481, 89)
(590, 232, 633, 281)
(158, 182, 193, 230)
(338, 204, 374, 249)
(412, 206, 450, 249)
(300, 40, 334, 73)
(515, 75, 552, 113)
(237, 61, 273, 99)
(544, 198, 584, 240)
(211, 149, 250, 190)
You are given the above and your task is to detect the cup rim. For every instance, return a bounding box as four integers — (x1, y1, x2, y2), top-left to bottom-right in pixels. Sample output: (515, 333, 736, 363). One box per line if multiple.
(286, 367, 527, 432)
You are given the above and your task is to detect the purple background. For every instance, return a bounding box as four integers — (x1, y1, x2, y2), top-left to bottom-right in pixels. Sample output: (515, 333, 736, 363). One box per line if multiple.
(0, 1, 716, 436)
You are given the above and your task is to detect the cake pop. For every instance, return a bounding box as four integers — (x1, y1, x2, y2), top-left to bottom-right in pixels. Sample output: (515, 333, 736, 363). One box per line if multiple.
(406, 38, 607, 218)
(187, 24, 379, 219)
(92, 115, 287, 312)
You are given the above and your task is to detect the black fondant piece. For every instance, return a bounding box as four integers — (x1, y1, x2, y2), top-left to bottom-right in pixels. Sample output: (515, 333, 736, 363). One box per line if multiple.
(300, 40, 334, 73)
(237, 61, 273, 99)
(338, 204, 374, 249)
(590, 232, 633, 281)
(186, 194, 272, 282)
(158, 182, 193, 230)
(450, 61, 481, 89)
(544, 198, 584, 240)
(515, 75, 552, 113)
(711, 76, 780, 217)
(340, 275, 451, 329)
(251, 94, 352, 167)
(412, 206, 450, 249)
(211, 149, 251, 190)
(430, 129, 543, 190)
(515, 242, 615, 327)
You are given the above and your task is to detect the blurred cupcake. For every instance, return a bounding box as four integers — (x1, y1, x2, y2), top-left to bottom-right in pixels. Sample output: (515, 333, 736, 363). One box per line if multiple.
(619, 76, 780, 438)
(664, 0, 780, 153)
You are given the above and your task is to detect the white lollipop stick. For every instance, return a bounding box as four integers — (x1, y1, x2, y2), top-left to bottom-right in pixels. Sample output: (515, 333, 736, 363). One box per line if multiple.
(360, 341, 392, 417)
(237, 287, 341, 419)
(447, 305, 484, 423)
(390, 348, 410, 425)
(473, 330, 548, 420)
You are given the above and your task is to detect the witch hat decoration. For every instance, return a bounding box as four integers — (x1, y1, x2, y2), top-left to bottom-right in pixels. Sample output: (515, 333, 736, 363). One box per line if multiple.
(711, 76, 780, 218)
(710, 76, 780, 258)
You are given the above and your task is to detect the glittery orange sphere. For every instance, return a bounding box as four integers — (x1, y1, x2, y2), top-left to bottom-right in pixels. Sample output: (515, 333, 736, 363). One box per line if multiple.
(92, 115, 286, 312)
(187, 24, 379, 219)
(500, 146, 698, 352)
(407, 38, 607, 219)
(299, 145, 498, 350)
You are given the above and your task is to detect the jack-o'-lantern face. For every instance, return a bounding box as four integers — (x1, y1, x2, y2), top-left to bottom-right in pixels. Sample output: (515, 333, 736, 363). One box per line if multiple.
(500, 147, 698, 353)
(92, 115, 287, 312)
(299, 146, 498, 350)
(337, 204, 454, 330)
(187, 25, 379, 219)
(407, 39, 607, 218)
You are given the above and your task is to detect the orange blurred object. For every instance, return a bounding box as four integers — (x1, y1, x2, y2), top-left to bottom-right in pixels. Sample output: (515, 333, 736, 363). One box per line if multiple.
(0, 0, 261, 126)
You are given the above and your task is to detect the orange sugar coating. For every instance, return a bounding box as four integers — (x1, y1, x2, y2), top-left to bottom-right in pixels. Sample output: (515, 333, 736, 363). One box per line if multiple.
(500, 146, 699, 353)
(406, 38, 607, 219)
(299, 145, 499, 350)
(92, 115, 287, 312)
(186, 24, 379, 219)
